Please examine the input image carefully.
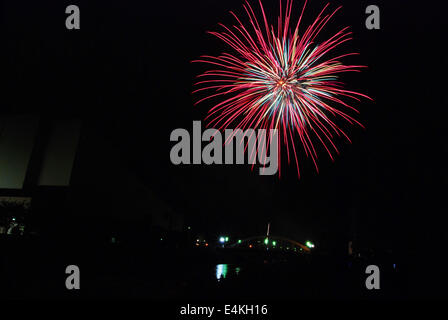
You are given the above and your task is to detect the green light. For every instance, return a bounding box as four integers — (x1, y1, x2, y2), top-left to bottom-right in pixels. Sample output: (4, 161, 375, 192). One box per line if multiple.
(216, 264, 228, 280)
(238, 239, 242, 244)
(306, 241, 315, 248)
(225, 237, 229, 242)
(264, 237, 269, 245)
(272, 241, 277, 246)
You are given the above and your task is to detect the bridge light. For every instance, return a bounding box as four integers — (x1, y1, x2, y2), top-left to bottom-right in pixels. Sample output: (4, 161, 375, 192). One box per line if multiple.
(306, 241, 315, 248)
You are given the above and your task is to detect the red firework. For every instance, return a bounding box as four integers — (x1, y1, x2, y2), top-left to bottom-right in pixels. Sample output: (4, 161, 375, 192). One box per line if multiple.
(193, 0, 372, 177)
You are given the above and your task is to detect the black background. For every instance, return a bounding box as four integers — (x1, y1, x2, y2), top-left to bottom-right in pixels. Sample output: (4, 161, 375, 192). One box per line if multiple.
(2, 0, 447, 299)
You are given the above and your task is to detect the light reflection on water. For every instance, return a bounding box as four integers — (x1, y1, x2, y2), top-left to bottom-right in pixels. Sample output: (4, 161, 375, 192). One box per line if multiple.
(215, 264, 242, 281)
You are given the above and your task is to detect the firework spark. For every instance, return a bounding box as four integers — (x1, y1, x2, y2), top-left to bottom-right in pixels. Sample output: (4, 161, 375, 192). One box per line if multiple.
(193, 0, 372, 177)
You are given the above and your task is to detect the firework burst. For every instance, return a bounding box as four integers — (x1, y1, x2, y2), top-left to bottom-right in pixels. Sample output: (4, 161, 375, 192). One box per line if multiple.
(193, 0, 372, 177)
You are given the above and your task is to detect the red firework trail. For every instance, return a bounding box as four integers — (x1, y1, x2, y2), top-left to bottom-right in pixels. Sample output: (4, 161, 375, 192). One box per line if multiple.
(193, 0, 372, 177)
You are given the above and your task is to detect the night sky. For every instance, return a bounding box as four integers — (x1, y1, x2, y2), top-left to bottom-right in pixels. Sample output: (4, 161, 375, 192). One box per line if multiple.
(3, 0, 447, 257)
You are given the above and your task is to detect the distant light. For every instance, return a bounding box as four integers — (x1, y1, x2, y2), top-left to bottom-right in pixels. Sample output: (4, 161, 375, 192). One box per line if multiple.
(187, 226, 191, 230)
(272, 241, 277, 246)
(249, 244, 253, 248)
(225, 237, 229, 242)
(219, 237, 225, 243)
(195, 243, 199, 246)
(238, 239, 242, 244)
(264, 237, 269, 245)
(393, 264, 396, 269)
(12, 218, 16, 221)
(306, 241, 315, 248)
(205, 243, 209, 247)
(160, 238, 163, 241)
(196, 239, 200, 242)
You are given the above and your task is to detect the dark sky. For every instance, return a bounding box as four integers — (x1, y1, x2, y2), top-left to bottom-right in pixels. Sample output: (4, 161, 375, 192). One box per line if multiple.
(3, 0, 447, 253)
